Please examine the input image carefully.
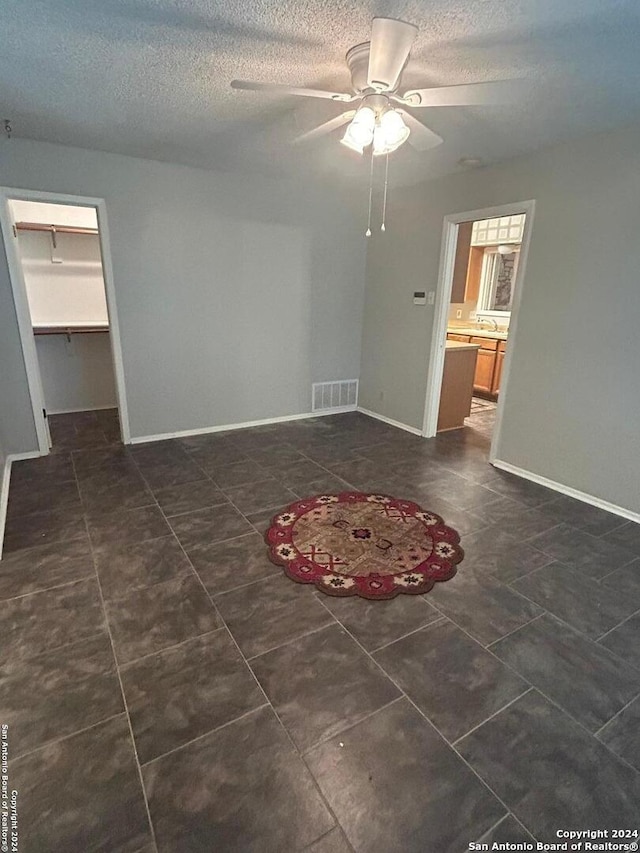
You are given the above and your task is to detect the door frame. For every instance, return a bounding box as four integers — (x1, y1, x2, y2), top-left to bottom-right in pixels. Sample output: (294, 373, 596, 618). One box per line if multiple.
(0, 187, 131, 451)
(421, 199, 536, 463)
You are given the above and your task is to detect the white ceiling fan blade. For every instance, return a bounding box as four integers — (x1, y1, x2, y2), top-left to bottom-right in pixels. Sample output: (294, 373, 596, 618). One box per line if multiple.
(292, 111, 357, 144)
(398, 80, 519, 107)
(397, 110, 443, 151)
(367, 18, 418, 92)
(231, 80, 354, 102)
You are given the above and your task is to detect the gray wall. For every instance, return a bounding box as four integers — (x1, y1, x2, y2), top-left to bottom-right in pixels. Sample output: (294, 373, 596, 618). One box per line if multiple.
(360, 124, 640, 514)
(0, 138, 366, 446)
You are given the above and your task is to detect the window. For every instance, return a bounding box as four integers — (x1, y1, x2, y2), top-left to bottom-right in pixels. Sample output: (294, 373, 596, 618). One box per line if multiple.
(472, 214, 525, 246)
(477, 246, 521, 316)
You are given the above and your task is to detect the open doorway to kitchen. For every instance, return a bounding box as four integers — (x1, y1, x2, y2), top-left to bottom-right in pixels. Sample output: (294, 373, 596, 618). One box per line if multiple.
(0, 189, 130, 454)
(422, 201, 535, 462)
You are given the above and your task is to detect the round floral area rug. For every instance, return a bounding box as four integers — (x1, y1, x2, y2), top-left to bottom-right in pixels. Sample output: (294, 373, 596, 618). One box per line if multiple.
(265, 492, 463, 600)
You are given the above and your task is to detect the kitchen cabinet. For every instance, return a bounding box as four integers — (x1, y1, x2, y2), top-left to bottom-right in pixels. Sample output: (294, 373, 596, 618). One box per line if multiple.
(450, 223, 485, 304)
(474, 348, 497, 395)
(450, 222, 473, 304)
(446, 332, 507, 398)
(464, 247, 484, 303)
(493, 342, 506, 395)
(438, 342, 480, 431)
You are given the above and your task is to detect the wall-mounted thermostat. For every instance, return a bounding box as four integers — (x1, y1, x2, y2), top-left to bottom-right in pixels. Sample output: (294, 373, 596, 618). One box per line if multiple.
(413, 291, 427, 305)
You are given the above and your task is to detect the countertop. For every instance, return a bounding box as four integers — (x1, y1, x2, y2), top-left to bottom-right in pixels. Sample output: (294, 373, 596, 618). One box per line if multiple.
(445, 340, 481, 352)
(447, 325, 508, 341)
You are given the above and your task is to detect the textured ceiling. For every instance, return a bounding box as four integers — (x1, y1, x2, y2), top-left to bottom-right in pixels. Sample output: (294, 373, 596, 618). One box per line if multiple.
(2, 1, 640, 186)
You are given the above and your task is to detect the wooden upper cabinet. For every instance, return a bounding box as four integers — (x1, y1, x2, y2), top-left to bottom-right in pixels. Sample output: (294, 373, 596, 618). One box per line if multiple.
(450, 221, 473, 304)
(450, 222, 485, 304)
(464, 247, 484, 303)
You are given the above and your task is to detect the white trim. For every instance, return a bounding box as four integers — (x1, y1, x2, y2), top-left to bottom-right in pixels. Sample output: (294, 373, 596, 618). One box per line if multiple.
(311, 405, 358, 416)
(0, 187, 131, 450)
(0, 457, 12, 560)
(0, 196, 50, 452)
(421, 199, 537, 471)
(6, 451, 42, 462)
(94, 200, 131, 444)
(492, 459, 640, 525)
(129, 407, 358, 445)
(47, 405, 117, 415)
(356, 406, 422, 436)
(0, 450, 43, 560)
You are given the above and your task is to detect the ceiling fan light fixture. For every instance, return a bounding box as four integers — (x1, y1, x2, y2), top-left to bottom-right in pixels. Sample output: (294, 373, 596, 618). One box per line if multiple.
(380, 108, 410, 145)
(340, 133, 364, 154)
(342, 105, 376, 150)
(372, 109, 410, 155)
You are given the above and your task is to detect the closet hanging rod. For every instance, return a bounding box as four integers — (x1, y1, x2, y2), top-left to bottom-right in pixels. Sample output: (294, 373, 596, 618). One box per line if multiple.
(33, 325, 109, 337)
(15, 222, 98, 236)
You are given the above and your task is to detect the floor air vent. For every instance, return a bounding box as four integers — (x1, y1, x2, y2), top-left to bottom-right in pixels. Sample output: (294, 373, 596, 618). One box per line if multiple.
(312, 380, 358, 413)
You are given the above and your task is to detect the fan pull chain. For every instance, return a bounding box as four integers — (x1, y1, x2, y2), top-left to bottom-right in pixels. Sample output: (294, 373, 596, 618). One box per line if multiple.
(380, 153, 389, 232)
(365, 144, 375, 237)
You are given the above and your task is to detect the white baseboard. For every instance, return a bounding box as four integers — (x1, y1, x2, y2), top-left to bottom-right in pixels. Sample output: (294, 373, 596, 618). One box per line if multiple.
(8, 450, 42, 462)
(129, 407, 358, 445)
(356, 406, 423, 436)
(492, 459, 640, 525)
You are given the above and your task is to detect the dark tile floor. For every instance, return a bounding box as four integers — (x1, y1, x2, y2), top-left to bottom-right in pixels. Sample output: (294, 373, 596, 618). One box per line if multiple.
(2, 406, 640, 852)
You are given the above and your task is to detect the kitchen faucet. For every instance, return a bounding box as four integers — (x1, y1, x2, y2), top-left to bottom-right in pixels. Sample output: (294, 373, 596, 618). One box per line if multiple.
(479, 317, 499, 331)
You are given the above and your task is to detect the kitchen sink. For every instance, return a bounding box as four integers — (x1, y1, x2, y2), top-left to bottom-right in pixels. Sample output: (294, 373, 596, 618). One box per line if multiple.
(448, 325, 508, 339)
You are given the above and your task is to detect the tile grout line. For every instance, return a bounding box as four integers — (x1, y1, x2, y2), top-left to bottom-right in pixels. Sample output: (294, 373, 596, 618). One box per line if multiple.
(133, 423, 640, 779)
(498, 572, 605, 636)
(484, 612, 546, 649)
(593, 691, 640, 739)
(595, 604, 640, 642)
(72, 443, 161, 853)
(417, 596, 640, 771)
(367, 614, 448, 653)
(300, 825, 355, 853)
(155, 498, 352, 849)
(322, 589, 640, 785)
(246, 620, 337, 662)
(598, 553, 640, 579)
(311, 594, 527, 838)
(117, 626, 225, 669)
(477, 812, 515, 844)
(451, 688, 535, 747)
(517, 681, 640, 777)
(299, 695, 405, 757)
(140, 703, 271, 767)
(208, 567, 283, 598)
(501, 573, 640, 673)
(15, 415, 640, 849)
(0, 572, 97, 604)
(7, 711, 127, 766)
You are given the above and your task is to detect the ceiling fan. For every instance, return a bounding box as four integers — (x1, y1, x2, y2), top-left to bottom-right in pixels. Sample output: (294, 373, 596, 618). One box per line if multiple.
(231, 17, 514, 157)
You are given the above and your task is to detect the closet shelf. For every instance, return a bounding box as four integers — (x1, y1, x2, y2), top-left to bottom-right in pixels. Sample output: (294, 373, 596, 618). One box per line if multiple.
(16, 222, 98, 236)
(33, 324, 109, 336)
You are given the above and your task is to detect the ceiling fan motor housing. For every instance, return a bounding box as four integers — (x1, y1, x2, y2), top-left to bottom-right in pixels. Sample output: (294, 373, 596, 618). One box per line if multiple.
(346, 43, 386, 94)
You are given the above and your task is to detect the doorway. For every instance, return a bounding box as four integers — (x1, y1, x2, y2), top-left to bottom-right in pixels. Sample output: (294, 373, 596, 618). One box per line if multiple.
(0, 189, 130, 454)
(422, 200, 535, 462)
